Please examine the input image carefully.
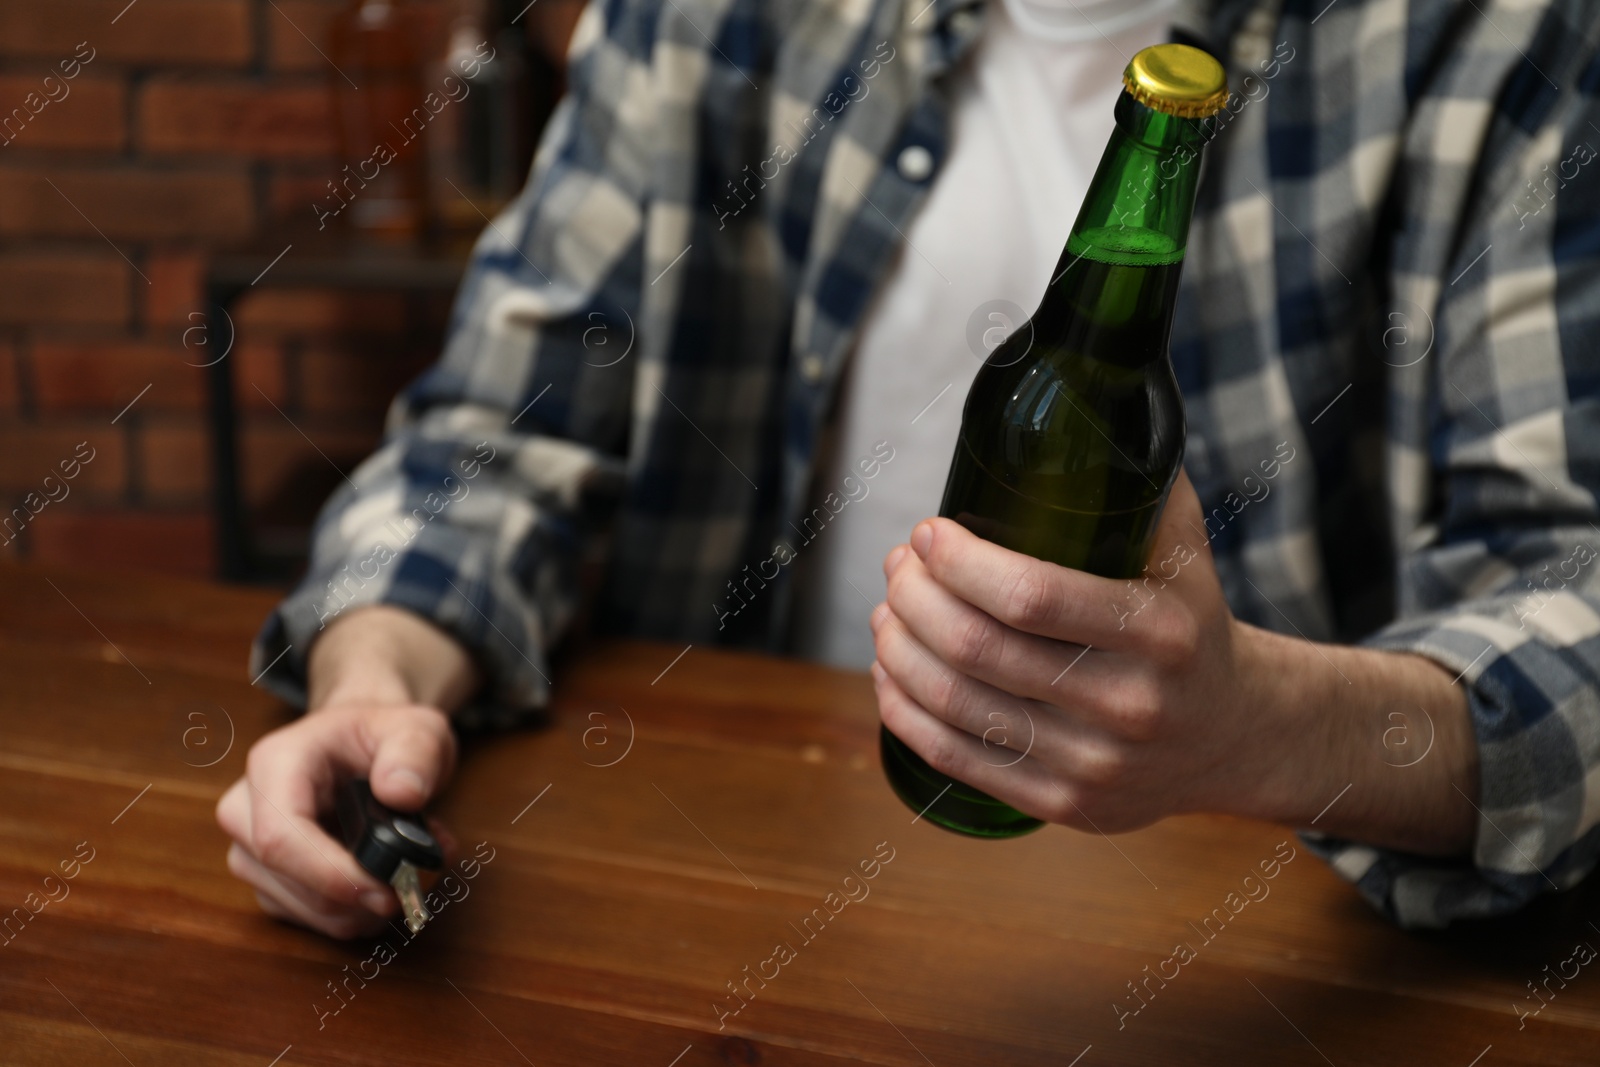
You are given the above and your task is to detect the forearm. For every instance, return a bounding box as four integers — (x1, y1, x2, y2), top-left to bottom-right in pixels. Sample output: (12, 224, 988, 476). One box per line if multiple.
(307, 605, 483, 714)
(1234, 621, 1479, 856)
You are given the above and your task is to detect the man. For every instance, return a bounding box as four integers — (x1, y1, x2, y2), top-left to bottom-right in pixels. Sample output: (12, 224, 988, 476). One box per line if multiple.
(216, 0, 1600, 938)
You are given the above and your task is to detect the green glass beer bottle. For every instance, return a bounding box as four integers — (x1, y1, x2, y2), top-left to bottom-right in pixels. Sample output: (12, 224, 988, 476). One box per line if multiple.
(880, 44, 1228, 837)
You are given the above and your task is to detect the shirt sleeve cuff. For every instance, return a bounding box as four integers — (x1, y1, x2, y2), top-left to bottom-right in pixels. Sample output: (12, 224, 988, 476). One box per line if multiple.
(247, 526, 553, 733)
(1302, 610, 1600, 928)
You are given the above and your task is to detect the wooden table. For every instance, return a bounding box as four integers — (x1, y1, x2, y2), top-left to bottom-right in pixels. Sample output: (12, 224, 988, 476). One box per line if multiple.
(3, 561, 1599, 1065)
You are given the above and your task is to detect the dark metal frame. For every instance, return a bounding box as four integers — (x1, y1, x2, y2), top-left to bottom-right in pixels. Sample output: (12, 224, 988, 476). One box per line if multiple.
(204, 248, 468, 582)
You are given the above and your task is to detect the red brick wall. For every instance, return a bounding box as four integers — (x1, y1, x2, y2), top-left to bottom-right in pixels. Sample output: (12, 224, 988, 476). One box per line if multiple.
(0, 0, 581, 580)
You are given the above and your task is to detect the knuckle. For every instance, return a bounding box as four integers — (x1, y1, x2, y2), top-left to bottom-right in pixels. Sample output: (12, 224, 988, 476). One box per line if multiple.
(918, 732, 963, 778)
(877, 690, 906, 733)
(379, 705, 454, 759)
(214, 780, 247, 836)
(921, 671, 954, 717)
(418, 713, 457, 756)
(979, 705, 1029, 753)
(1118, 705, 1163, 743)
(948, 610, 1001, 672)
(1049, 783, 1114, 829)
(885, 564, 907, 605)
(932, 673, 975, 725)
(1043, 785, 1081, 824)
(225, 843, 251, 880)
(251, 822, 290, 869)
(1075, 746, 1127, 789)
(873, 625, 893, 667)
(244, 737, 278, 779)
(998, 565, 1057, 631)
(414, 702, 452, 732)
(1108, 680, 1164, 740)
(1152, 606, 1201, 664)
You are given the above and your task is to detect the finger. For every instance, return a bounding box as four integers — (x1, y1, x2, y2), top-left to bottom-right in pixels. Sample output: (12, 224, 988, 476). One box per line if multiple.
(215, 776, 250, 841)
(244, 732, 390, 909)
(873, 663, 1067, 823)
(229, 841, 388, 923)
(366, 707, 457, 812)
(908, 517, 1155, 649)
(1163, 467, 1206, 541)
(882, 543, 911, 580)
(230, 844, 389, 939)
(873, 601, 1123, 778)
(885, 549, 1109, 703)
(872, 600, 1041, 753)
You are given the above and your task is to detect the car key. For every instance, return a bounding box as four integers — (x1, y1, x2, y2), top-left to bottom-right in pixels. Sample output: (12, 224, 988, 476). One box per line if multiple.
(336, 778, 444, 933)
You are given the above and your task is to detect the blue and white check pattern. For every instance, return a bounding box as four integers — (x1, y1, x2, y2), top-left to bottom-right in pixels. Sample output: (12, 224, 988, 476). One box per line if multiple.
(253, 0, 1600, 927)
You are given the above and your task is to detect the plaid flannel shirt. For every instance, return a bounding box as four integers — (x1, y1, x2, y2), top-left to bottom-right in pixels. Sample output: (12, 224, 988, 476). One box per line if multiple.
(253, 0, 1600, 928)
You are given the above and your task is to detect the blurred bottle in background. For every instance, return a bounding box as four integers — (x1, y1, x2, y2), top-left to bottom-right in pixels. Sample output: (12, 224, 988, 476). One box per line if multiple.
(324, 0, 573, 249)
(430, 0, 537, 247)
(328, 0, 431, 242)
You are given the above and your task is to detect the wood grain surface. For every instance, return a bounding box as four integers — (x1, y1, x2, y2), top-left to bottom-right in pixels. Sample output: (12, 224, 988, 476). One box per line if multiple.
(2, 560, 1599, 1066)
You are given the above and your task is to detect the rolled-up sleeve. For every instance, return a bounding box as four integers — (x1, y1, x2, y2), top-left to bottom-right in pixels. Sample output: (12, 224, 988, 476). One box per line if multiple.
(1303, 80, 1600, 926)
(249, 3, 650, 727)
(1310, 558, 1600, 926)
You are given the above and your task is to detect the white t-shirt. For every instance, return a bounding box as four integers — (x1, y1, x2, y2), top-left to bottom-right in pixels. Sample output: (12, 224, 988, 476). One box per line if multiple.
(788, 1, 1169, 668)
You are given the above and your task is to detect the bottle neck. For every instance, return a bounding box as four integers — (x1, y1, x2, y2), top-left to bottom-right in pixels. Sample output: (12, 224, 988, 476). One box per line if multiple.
(1022, 93, 1207, 369)
(1060, 92, 1207, 270)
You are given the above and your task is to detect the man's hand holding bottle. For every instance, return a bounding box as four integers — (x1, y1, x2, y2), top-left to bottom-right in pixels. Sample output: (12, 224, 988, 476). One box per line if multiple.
(872, 469, 1481, 857)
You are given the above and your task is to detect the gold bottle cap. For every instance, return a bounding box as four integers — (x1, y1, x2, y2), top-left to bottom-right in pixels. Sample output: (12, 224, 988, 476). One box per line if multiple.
(1122, 43, 1228, 119)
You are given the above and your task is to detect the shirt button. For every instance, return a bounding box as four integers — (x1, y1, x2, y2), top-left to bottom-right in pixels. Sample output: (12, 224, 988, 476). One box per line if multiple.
(897, 145, 934, 182)
(800, 354, 826, 383)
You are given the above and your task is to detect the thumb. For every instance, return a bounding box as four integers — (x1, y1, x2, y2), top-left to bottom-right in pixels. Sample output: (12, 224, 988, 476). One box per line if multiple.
(366, 706, 457, 812)
(1154, 467, 1209, 558)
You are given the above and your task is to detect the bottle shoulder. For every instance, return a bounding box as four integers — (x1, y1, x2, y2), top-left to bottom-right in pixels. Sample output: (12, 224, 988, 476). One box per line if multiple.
(959, 343, 1186, 508)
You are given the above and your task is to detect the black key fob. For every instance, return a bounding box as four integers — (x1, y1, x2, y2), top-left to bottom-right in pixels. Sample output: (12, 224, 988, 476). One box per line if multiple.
(336, 778, 444, 881)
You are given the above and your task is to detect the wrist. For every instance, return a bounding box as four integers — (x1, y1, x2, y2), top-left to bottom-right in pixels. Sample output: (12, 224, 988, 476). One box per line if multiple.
(314, 662, 416, 712)
(307, 605, 481, 715)
(1220, 622, 1479, 855)
(1215, 620, 1349, 826)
